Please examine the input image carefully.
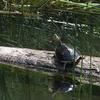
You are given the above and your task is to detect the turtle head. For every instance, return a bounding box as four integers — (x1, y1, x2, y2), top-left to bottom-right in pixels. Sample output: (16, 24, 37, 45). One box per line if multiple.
(53, 34, 62, 45)
(54, 34, 60, 41)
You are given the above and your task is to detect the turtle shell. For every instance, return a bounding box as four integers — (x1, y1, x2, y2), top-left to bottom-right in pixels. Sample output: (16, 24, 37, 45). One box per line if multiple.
(66, 44, 81, 62)
(55, 43, 81, 63)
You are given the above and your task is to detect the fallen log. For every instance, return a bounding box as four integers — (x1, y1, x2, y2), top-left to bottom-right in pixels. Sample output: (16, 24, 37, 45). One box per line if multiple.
(0, 46, 100, 86)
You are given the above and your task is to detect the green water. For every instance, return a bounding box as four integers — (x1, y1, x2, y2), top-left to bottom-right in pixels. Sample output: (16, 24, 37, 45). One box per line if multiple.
(0, 64, 100, 100)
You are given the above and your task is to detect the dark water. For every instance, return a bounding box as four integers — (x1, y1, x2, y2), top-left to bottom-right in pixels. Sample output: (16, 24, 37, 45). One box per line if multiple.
(0, 64, 100, 100)
(0, 13, 100, 100)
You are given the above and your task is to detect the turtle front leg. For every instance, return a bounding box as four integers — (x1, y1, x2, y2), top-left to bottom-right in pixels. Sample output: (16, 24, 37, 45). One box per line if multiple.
(61, 61, 72, 71)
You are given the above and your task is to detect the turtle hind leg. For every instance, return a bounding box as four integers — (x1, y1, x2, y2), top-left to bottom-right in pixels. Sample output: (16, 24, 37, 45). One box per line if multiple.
(75, 56, 84, 65)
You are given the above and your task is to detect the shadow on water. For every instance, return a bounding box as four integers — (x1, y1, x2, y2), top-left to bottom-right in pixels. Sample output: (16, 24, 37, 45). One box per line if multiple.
(0, 64, 100, 100)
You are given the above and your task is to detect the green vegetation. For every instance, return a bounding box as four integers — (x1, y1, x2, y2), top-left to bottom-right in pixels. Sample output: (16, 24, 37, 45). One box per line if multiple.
(0, 12, 100, 56)
(0, 0, 100, 14)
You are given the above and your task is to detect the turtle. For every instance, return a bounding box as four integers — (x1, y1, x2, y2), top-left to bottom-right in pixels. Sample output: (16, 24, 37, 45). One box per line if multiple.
(54, 34, 83, 70)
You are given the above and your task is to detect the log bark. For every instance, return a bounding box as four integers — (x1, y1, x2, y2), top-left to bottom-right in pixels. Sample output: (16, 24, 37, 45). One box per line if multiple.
(0, 46, 100, 86)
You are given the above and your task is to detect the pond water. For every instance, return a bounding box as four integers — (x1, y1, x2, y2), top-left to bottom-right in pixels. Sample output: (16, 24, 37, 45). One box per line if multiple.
(0, 64, 100, 100)
(0, 13, 100, 100)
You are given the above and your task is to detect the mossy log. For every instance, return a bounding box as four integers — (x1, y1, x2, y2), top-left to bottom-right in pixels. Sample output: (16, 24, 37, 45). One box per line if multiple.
(0, 46, 100, 86)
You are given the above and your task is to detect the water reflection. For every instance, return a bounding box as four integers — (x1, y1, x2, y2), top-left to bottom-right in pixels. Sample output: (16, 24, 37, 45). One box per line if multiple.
(48, 74, 75, 97)
(0, 69, 11, 100)
(0, 64, 100, 100)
